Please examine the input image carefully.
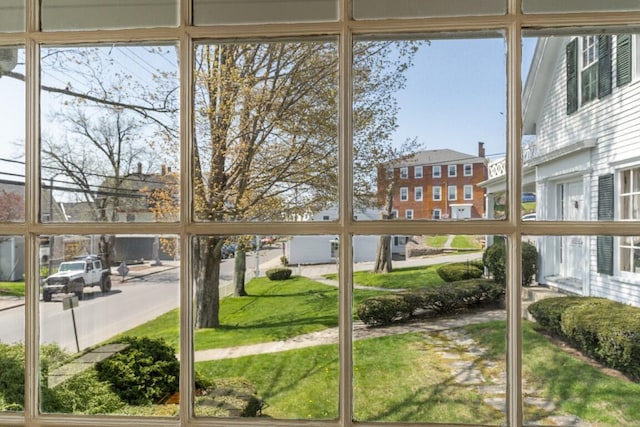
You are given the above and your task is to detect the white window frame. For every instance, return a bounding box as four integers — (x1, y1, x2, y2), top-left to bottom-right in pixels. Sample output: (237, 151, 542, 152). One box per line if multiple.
(400, 187, 408, 201)
(405, 209, 413, 219)
(391, 209, 398, 219)
(8, 3, 635, 427)
(432, 185, 442, 201)
(464, 163, 473, 176)
(448, 185, 457, 201)
(432, 165, 441, 178)
(619, 166, 640, 276)
(463, 184, 473, 200)
(448, 164, 457, 177)
(433, 209, 441, 220)
(399, 166, 408, 179)
(414, 165, 423, 179)
(414, 186, 423, 201)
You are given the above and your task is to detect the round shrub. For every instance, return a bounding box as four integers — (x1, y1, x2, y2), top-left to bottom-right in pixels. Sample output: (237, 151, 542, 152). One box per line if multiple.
(265, 268, 292, 280)
(436, 262, 483, 282)
(356, 294, 417, 326)
(95, 337, 179, 405)
(483, 239, 538, 286)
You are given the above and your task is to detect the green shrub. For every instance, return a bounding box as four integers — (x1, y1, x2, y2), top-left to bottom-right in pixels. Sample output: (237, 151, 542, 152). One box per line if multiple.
(95, 337, 179, 405)
(357, 279, 503, 327)
(0, 344, 26, 411)
(483, 239, 538, 286)
(528, 297, 640, 381)
(265, 268, 292, 280)
(436, 262, 483, 282)
(43, 370, 125, 414)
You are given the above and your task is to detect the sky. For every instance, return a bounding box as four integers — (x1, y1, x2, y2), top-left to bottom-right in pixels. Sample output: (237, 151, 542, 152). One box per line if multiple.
(0, 38, 537, 183)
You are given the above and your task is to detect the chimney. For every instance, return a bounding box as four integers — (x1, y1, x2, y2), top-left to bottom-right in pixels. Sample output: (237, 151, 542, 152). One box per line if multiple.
(137, 162, 142, 175)
(478, 141, 485, 158)
(161, 164, 167, 175)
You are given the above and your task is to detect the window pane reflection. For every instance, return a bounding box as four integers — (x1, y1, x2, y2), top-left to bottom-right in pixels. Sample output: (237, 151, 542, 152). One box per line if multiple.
(523, 234, 640, 426)
(39, 234, 180, 416)
(353, 234, 506, 425)
(193, 235, 339, 419)
(40, 45, 179, 223)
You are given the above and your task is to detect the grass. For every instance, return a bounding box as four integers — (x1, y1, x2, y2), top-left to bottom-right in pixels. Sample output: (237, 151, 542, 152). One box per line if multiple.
(117, 276, 386, 351)
(465, 320, 640, 426)
(450, 235, 483, 249)
(0, 282, 25, 297)
(324, 265, 446, 289)
(423, 235, 449, 248)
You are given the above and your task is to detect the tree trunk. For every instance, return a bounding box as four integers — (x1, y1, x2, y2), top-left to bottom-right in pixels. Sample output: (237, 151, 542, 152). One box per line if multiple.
(194, 237, 222, 329)
(374, 176, 395, 273)
(234, 246, 248, 296)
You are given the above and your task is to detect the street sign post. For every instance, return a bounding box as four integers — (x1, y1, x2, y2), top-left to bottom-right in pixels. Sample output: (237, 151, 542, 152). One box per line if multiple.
(62, 296, 80, 353)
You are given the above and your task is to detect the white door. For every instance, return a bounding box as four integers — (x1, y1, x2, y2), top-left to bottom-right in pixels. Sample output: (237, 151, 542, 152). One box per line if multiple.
(560, 181, 585, 282)
(451, 206, 471, 219)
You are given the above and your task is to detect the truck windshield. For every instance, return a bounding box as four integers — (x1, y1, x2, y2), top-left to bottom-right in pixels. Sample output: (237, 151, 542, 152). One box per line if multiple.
(58, 262, 85, 272)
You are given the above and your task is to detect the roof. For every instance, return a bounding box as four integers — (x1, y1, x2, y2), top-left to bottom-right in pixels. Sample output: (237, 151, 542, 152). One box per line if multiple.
(389, 149, 486, 167)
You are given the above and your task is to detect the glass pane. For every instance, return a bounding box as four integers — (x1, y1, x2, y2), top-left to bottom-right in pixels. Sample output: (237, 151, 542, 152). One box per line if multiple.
(523, 0, 640, 14)
(353, 234, 506, 424)
(193, 234, 339, 419)
(523, 234, 640, 426)
(354, 36, 506, 221)
(0, 46, 25, 223)
(41, 0, 178, 31)
(40, 44, 179, 223)
(520, 33, 640, 222)
(39, 233, 180, 415)
(354, 0, 505, 19)
(0, 235, 25, 412)
(192, 40, 338, 223)
(0, 1, 24, 32)
(194, 0, 337, 25)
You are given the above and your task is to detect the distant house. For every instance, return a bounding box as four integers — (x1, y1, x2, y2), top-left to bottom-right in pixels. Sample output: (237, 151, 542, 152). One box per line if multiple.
(379, 143, 488, 220)
(482, 35, 640, 307)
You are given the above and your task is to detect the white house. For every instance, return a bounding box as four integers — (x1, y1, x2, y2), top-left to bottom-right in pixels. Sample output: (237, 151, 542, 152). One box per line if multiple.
(482, 34, 640, 306)
(286, 205, 393, 264)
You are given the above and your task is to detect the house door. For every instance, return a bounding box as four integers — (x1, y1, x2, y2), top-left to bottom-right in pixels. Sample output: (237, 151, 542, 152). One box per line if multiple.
(560, 181, 585, 287)
(450, 205, 471, 219)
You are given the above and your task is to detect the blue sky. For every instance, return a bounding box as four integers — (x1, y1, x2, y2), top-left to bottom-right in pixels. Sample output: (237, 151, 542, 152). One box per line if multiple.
(0, 38, 537, 180)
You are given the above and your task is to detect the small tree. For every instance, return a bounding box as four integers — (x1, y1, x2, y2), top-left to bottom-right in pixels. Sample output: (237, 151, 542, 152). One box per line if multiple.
(483, 238, 538, 286)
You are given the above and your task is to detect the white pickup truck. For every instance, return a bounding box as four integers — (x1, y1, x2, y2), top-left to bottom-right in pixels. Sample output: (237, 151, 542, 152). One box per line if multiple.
(43, 255, 112, 302)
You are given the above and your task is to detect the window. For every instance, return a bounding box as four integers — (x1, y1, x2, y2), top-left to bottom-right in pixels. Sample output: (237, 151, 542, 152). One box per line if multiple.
(414, 186, 423, 201)
(400, 166, 408, 179)
(464, 163, 473, 176)
(432, 185, 442, 201)
(400, 187, 408, 201)
(448, 185, 457, 200)
(620, 167, 640, 273)
(5, 2, 638, 427)
(414, 165, 423, 179)
(323, 215, 330, 220)
(464, 185, 473, 200)
(391, 209, 398, 219)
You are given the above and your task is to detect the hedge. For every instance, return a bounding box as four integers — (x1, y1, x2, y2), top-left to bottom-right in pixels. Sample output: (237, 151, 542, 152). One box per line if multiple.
(436, 262, 483, 282)
(356, 279, 504, 327)
(265, 268, 292, 280)
(528, 297, 640, 381)
(483, 239, 538, 286)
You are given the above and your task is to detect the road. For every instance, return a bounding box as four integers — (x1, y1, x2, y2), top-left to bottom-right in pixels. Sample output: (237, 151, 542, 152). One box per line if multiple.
(0, 246, 282, 352)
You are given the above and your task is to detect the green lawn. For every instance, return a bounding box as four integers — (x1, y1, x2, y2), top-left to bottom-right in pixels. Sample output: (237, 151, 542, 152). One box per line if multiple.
(423, 235, 449, 248)
(450, 235, 483, 249)
(0, 282, 25, 297)
(117, 276, 386, 351)
(324, 265, 446, 289)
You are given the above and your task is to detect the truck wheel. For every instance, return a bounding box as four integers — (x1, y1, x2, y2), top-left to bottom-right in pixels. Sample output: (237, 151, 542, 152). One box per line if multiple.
(101, 275, 112, 293)
(43, 290, 52, 302)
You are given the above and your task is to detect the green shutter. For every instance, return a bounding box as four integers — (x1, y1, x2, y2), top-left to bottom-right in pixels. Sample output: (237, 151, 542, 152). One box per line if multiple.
(566, 38, 579, 115)
(617, 34, 632, 87)
(597, 174, 614, 275)
(598, 35, 612, 98)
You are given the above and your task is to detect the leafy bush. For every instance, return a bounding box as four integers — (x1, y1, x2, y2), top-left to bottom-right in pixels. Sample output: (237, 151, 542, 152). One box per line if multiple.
(280, 256, 289, 267)
(528, 297, 640, 381)
(0, 343, 26, 411)
(265, 268, 292, 280)
(483, 239, 538, 286)
(43, 370, 125, 414)
(357, 279, 503, 327)
(95, 337, 179, 405)
(436, 262, 483, 282)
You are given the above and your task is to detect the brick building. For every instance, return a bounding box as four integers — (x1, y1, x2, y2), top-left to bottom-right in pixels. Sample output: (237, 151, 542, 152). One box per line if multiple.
(379, 142, 488, 220)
